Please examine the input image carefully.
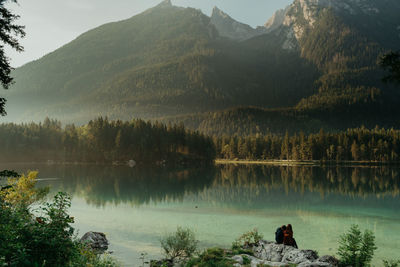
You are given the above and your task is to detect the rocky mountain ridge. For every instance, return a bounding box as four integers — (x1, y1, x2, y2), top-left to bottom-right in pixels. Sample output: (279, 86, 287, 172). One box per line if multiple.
(265, 0, 400, 50)
(210, 6, 266, 41)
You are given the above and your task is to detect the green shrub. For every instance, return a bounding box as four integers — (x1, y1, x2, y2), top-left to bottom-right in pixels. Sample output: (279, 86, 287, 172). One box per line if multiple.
(186, 248, 234, 267)
(337, 224, 377, 267)
(232, 228, 264, 249)
(160, 226, 198, 261)
(383, 259, 400, 267)
(70, 244, 120, 267)
(0, 173, 120, 267)
(0, 191, 79, 266)
(242, 255, 251, 265)
(230, 247, 254, 256)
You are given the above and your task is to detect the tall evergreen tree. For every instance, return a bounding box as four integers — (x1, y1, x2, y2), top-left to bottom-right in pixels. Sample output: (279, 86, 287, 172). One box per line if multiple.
(0, 0, 25, 115)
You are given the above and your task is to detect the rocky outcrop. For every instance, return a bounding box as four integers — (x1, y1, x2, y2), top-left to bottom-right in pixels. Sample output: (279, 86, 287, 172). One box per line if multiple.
(80, 231, 109, 253)
(265, 7, 290, 33)
(264, 0, 398, 51)
(230, 240, 339, 267)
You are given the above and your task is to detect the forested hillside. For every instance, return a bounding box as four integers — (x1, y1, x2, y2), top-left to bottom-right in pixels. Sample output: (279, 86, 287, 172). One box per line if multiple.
(159, 103, 400, 136)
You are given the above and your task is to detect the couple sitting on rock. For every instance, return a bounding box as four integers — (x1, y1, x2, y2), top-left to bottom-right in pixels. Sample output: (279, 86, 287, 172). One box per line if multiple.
(275, 224, 298, 249)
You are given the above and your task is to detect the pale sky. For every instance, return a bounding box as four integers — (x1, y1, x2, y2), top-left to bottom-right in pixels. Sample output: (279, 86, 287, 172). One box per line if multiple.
(5, 0, 292, 67)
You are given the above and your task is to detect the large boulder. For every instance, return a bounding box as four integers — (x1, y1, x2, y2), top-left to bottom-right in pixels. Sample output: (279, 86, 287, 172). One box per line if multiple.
(254, 240, 292, 261)
(282, 249, 319, 264)
(249, 240, 338, 266)
(80, 231, 109, 253)
(254, 241, 318, 265)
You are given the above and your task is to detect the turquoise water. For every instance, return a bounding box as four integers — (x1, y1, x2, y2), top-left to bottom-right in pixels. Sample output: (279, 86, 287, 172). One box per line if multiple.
(2, 164, 399, 266)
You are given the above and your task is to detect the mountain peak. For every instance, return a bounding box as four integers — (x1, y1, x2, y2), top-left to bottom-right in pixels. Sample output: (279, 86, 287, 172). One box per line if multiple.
(210, 6, 267, 41)
(264, 6, 289, 33)
(211, 6, 229, 19)
(156, 0, 172, 8)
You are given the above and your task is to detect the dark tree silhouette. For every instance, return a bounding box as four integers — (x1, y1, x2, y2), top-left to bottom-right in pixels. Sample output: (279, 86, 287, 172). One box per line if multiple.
(380, 51, 400, 84)
(0, 0, 25, 115)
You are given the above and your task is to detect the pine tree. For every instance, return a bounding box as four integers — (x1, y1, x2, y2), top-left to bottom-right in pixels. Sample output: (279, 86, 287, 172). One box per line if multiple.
(0, 0, 25, 115)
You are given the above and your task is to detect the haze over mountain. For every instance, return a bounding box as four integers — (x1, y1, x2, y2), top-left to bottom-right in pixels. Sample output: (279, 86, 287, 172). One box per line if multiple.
(4, 0, 400, 134)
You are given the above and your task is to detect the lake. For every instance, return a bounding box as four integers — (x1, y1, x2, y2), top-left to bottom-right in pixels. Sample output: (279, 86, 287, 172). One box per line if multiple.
(1, 163, 399, 266)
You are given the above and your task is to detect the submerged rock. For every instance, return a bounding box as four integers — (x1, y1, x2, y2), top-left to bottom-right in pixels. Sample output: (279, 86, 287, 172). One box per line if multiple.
(80, 231, 109, 253)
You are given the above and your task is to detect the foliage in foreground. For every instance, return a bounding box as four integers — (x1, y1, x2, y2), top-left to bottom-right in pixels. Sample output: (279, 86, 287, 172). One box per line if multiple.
(186, 248, 235, 267)
(156, 225, 386, 267)
(160, 226, 199, 261)
(157, 228, 260, 267)
(0, 171, 120, 267)
(337, 224, 377, 267)
(232, 228, 263, 250)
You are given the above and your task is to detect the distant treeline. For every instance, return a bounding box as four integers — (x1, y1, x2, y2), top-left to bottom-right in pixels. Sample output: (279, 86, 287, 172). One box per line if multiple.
(214, 127, 400, 162)
(2, 118, 399, 164)
(0, 118, 216, 165)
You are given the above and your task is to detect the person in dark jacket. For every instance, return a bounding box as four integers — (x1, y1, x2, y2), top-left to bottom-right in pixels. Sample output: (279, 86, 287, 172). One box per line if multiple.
(275, 225, 286, 244)
(283, 224, 298, 248)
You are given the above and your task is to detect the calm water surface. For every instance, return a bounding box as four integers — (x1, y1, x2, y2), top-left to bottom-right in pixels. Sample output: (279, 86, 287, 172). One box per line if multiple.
(2, 163, 399, 266)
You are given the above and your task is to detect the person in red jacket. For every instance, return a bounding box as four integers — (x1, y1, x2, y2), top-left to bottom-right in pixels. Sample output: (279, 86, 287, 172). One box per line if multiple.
(283, 224, 298, 248)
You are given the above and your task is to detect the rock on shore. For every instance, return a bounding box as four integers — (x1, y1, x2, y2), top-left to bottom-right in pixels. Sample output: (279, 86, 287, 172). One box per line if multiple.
(80, 231, 109, 253)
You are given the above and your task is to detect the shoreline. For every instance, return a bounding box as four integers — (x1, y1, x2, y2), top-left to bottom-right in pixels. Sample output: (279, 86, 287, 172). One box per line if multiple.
(1, 159, 399, 168)
(215, 159, 400, 167)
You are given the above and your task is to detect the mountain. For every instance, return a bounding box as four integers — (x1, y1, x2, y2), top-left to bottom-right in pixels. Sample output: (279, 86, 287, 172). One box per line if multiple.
(210, 6, 266, 41)
(168, 0, 400, 135)
(260, 0, 400, 116)
(4, 0, 400, 135)
(5, 1, 316, 122)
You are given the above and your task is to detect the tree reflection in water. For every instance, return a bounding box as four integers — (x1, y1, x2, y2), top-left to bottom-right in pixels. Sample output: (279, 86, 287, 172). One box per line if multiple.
(2, 164, 399, 208)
